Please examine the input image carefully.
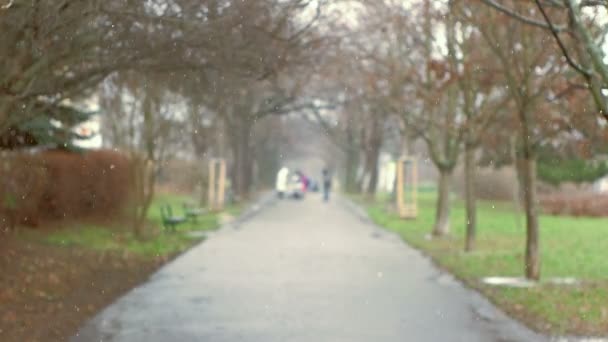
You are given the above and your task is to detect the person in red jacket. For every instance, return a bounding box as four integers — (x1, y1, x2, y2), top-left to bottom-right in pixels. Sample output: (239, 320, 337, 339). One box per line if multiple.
(296, 170, 309, 192)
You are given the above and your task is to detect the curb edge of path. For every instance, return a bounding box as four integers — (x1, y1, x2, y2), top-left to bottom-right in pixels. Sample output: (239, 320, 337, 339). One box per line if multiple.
(70, 192, 279, 342)
(224, 191, 278, 230)
(337, 195, 373, 224)
(339, 197, 608, 341)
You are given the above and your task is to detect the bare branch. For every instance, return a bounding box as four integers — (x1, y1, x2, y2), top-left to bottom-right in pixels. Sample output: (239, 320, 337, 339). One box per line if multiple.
(479, 0, 567, 31)
(533, 0, 592, 77)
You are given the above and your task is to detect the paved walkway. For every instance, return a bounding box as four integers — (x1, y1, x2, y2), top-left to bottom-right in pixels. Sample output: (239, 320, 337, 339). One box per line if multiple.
(73, 195, 545, 342)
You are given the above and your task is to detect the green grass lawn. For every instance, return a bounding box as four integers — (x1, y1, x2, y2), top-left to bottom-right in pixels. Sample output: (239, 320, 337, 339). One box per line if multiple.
(42, 193, 238, 258)
(362, 192, 608, 335)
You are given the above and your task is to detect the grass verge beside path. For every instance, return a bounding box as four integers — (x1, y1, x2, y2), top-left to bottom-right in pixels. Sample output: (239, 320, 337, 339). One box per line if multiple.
(0, 192, 245, 341)
(359, 193, 608, 337)
(41, 193, 238, 258)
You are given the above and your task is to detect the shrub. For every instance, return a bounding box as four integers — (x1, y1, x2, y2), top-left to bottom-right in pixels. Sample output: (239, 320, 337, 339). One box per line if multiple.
(0, 149, 132, 231)
(38, 150, 132, 219)
(0, 152, 48, 228)
(538, 159, 608, 186)
(453, 166, 518, 201)
(540, 193, 608, 217)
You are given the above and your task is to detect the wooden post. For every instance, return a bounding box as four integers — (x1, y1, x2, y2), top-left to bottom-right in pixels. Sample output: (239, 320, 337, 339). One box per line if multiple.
(396, 156, 418, 219)
(217, 159, 226, 210)
(208, 158, 226, 211)
(208, 160, 216, 210)
(413, 158, 418, 217)
(397, 160, 405, 213)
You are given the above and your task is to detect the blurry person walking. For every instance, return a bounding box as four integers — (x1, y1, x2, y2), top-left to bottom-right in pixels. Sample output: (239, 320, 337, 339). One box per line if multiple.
(322, 168, 332, 202)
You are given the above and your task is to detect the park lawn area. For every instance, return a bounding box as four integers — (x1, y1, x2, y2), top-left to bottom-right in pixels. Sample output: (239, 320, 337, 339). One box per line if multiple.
(40, 192, 229, 258)
(363, 192, 608, 336)
(0, 192, 241, 341)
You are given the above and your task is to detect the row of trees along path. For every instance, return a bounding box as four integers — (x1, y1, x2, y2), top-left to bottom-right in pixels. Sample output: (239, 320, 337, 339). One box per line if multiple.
(2, 0, 608, 280)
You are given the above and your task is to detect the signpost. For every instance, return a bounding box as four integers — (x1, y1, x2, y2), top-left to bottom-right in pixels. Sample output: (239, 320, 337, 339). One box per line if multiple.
(396, 156, 418, 219)
(208, 158, 226, 211)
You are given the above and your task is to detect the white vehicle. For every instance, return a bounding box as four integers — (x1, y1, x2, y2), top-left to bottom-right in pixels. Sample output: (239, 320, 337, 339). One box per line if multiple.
(285, 173, 305, 199)
(275, 167, 289, 198)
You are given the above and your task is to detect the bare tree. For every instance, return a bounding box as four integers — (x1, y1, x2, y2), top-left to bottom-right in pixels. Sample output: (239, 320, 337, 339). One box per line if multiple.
(0, 1, 168, 133)
(100, 72, 184, 238)
(395, 0, 464, 237)
(480, 0, 608, 121)
(474, 2, 567, 280)
(448, 0, 509, 251)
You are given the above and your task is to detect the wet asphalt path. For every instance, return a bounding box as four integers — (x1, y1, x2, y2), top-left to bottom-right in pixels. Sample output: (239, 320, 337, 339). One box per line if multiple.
(73, 194, 545, 342)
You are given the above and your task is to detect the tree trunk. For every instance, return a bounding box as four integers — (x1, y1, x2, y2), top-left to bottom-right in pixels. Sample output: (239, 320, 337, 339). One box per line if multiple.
(366, 147, 380, 196)
(517, 106, 540, 280)
(231, 119, 253, 201)
(464, 143, 477, 252)
(199, 159, 209, 206)
(344, 124, 360, 193)
(521, 155, 540, 280)
(233, 139, 246, 200)
(344, 147, 359, 193)
(0, 99, 17, 134)
(510, 136, 524, 229)
(244, 152, 254, 195)
(433, 169, 452, 237)
(131, 93, 157, 240)
(131, 155, 155, 240)
(365, 116, 382, 196)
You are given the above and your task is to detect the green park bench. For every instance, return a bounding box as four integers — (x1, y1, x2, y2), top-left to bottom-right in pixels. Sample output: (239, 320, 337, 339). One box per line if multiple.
(183, 202, 206, 223)
(160, 205, 186, 232)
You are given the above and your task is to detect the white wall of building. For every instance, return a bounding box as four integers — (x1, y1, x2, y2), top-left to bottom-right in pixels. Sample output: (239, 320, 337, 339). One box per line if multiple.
(73, 114, 103, 149)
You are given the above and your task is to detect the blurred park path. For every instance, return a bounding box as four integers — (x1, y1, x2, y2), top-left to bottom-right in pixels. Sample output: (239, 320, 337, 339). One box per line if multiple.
(73, 194, 545, 342)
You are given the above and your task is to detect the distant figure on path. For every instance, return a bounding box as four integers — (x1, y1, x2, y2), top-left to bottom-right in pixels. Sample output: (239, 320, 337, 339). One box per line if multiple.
(295, 170, 309, 192)
(322, 168, 332, 202)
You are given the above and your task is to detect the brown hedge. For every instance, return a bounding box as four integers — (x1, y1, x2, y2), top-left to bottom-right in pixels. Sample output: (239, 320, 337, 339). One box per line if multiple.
(540, 193, 608, 217)
(0, 149, 132, 230)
